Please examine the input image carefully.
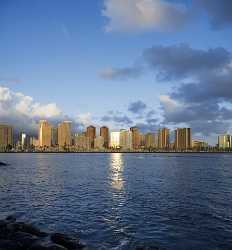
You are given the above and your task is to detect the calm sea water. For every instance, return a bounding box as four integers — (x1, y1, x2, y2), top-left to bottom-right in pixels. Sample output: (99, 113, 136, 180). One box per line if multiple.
(0, 153, 232, 249)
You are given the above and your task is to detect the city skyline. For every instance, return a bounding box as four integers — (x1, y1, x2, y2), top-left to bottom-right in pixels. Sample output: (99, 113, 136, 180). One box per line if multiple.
(2, 119, 232, 151)
(1, 0, 232, 145)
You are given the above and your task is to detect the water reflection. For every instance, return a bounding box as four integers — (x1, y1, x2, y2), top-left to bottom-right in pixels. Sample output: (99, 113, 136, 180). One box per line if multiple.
(110, 153, 124, 190)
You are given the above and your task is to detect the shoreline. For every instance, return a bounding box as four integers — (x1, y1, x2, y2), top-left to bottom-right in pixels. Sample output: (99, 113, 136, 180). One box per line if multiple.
(0, 151, 232, 154)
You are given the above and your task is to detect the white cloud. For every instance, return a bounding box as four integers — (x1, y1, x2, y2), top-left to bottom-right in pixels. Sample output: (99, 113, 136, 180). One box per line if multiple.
(160, 95, 179, 112)
(102, 0, 188, 32)
(0, 86, 85, 134)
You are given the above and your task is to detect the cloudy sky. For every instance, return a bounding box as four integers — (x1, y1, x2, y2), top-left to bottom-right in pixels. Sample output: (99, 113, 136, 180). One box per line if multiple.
(1, 0, 232, 144)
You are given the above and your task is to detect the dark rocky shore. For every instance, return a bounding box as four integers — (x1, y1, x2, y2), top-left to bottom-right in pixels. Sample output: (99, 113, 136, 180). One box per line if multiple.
(0, 215, 165, 250)
(0, 215, 85, 250)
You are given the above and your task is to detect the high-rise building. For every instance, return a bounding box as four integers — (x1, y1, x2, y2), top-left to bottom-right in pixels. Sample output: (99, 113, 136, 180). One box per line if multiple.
(145, 133, 156, 149)
(100, 126, 109, 148)
(0, 124, 13, 151)
(86, 125, 96, 148)
(120, 129, 132, 150)
(29, 136, 39, 148)
(218, 134, 231, 149)
(51, 127, 58, 146)
(58, 121, 72, 148)
(175, 128, 192, 150)
(140, 133, 145, 148)
(110, 131, 120, 148)
(19, 132, 28, 150)
(158, 128, 169, 149)
(130, 127, 140, 150)
(74, 133, 91, 150)
(94, 136, 104, 150)
(38, 120, 52, 147)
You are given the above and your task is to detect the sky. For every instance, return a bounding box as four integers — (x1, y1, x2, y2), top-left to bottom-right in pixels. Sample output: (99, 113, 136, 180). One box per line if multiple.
(0, 0, 232, 144)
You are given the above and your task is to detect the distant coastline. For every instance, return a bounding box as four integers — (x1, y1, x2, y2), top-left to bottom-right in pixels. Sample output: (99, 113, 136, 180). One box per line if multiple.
(1, 151, 232, 154)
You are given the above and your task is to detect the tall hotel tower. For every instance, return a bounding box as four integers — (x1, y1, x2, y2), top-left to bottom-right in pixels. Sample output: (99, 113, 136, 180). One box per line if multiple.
(86, 125, 96, 148)
(175, 128, 192, 150)
(100, 126, 109, 148)
(158, 128, 170, 149)
(58, 121, 72, 148)
(130, 127, 140, 150)
(0, 124, 13, 150)
(39, 120, 52, 147)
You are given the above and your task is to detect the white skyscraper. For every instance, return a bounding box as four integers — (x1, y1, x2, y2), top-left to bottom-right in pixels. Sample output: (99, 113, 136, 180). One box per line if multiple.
(110, 131, 120, 148)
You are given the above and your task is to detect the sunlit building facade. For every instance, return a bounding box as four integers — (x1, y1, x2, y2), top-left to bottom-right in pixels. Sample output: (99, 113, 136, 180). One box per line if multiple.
(94, 136, 104, 150)
(39, 120, 52, 147)
(74, 134, 91, 150)
(175, 128, 192, 150)
(100, 126, 109, 148)
(158, 128, 169, 149)
(58, 121, 72, 148)
(0, 124, 13, 151)
(218, 134, 231, 149)
(86, 125, 96, 148)
(192, 140, 208, 150)
(110, 131, 120, 149)
(145, 133, 156, 149)
(119, 129, 132, 150)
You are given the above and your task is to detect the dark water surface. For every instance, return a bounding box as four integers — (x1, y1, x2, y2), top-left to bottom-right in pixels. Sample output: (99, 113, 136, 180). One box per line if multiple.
(0, 153, 232, 249)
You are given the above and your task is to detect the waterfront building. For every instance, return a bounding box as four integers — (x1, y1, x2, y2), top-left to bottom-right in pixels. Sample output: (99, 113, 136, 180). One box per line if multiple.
(110, 131, 120, 149)
(119, 129, 132, 150)
(100, 126, 109, 148)
(94, 136, 104, 150)
(29, 137, 39, 149)
(74, 134, 91, 150)
(218, 134, 232, 149)
(58, 121, 72, 148)
(86, 125, 96, 148)
(51, 127, 58, 146)
(38, 120, 52, 147)
(145, 133, 156, 149)
(192, 140, 208, 150)
(0, 124, 13, 151)
(130, 127, 140, 150)
(140, 133, 145, 148)
(19, 132, 29, 150)
(175, 128, 192, 150)
(158, 128, 169, 149)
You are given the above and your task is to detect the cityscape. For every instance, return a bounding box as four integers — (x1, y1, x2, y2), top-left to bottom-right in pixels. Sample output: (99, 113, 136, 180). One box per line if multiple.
(0, 120, 232, 152)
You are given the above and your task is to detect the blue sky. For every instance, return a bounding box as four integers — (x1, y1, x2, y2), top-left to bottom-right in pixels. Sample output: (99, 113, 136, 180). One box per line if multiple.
(1, 0, 232, 144)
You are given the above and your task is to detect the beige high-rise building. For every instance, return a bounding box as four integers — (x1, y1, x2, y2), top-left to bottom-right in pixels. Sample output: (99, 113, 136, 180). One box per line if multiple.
(74, 134, 91, 150)
(58, 121, 72, 148)
(94, 136, 104, 150)
(145, 133, 156, 149)
(30, 137, 39, 148)
(158, 128, 169, 149)
(130, 127, 140, 150)
(0, 124, 13, 150)
(140, 133, 145, 148)
(86, 125, 96, 148)
(120, 129, 132, 150)
(100, 126, 109, 148)
(38, 120, 52, 147)
(175, 128, 192, 150)
(218, 134, 231, 149)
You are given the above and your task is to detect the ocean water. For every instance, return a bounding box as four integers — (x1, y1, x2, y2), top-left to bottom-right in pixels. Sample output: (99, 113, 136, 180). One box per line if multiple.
(0, 153, 232, 249)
